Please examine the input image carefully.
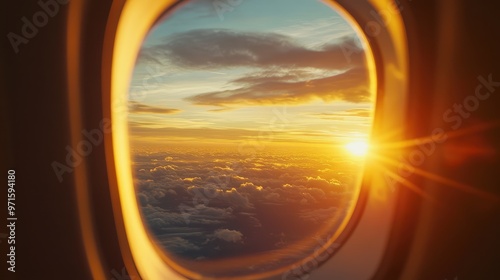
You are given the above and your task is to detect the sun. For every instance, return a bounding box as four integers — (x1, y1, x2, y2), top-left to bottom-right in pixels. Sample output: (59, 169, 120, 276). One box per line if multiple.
(345, 141, 369, 156)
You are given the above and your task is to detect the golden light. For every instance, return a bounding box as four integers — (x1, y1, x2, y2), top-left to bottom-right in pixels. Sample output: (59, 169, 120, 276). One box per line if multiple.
(345, 141, 369, 156)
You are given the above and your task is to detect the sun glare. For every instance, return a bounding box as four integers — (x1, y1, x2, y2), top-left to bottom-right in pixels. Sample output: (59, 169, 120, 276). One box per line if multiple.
(345, 141, 369, 156)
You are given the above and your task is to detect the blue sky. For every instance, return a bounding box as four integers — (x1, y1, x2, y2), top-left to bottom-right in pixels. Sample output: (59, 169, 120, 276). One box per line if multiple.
(145, 0, 355, 46)
(128, 0, 373, 147)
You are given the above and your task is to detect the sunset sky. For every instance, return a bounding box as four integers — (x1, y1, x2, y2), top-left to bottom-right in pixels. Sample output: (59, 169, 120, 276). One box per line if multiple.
(128, 0, 371, 272)
(128, 0, 373, 148)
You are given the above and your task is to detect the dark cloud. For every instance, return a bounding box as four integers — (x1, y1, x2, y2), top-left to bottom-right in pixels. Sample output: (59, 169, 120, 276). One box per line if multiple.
(212, 229, 244, 243)
(129, 101, 181, 114)
(142, 203, 234, 230)
(186, 185, 254, 209)
(138, 29, 364, 70)
(159, 236, 201, 253)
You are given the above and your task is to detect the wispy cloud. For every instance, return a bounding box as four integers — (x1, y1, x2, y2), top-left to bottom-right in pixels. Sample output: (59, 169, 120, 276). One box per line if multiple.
(129, 101, 181, 114)
(185, 67, 369, 107)
(129, 121, 258, 141)
(309, 108, 372, 120)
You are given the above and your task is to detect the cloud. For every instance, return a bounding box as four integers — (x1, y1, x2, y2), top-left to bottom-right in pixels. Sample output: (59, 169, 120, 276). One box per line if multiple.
(149, 165, 178, 178)
(265, 192, 281, 201)
(306, 176, 343, 190)
(186, 186, 254, 209)
(138, 29, 364, 70)
(185, 67, 369, 106)
(134, 149, 356, 260)
(309, 108, 372, 120)
(182, 177, 202, 182)
(159, 237, 201, 253)
(231, 68, 309, 85)
(212, 229, 243, 243)
(248, 216, 262, 228)
(221, 188, 253, 209)
(129, 101, 181, 114)
(142, 204, 234, 230)
(345, 108, 372, 117)
(137, 29, 369, 107)
(167, 189, 177, 195)
(129, 122, 259, 141)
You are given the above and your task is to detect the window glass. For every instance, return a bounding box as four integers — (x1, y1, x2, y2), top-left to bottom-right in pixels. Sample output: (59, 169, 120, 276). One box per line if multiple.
(128, 0, 373, 277)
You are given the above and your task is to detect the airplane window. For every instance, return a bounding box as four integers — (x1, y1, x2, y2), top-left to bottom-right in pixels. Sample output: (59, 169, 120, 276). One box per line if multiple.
(127, 0, 374, 277)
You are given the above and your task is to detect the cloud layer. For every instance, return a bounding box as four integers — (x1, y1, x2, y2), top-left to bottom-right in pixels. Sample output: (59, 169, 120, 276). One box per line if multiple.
(138, 29, 369, 108)
(133, 146, 359, 263)
(185, 67, 369, 106)
(139, 29, 365, 70)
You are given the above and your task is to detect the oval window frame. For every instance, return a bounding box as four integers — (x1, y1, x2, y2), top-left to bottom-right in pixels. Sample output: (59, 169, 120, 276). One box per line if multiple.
(102, 0, 409, 279)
